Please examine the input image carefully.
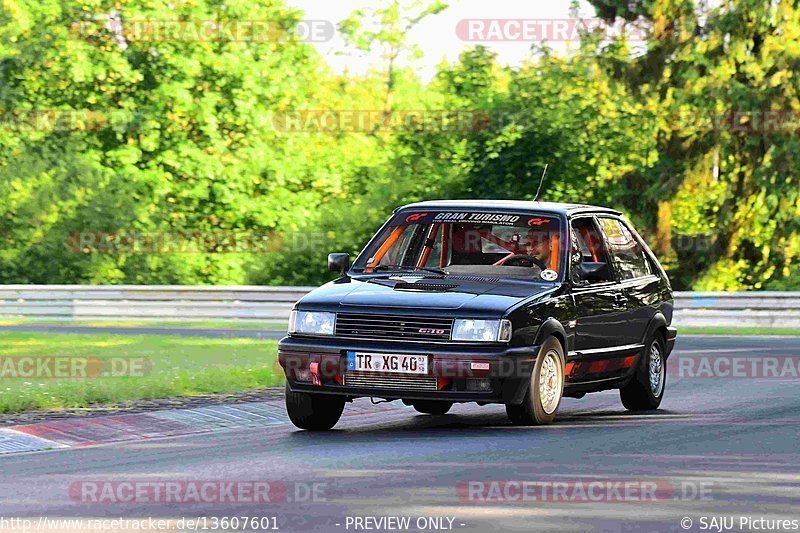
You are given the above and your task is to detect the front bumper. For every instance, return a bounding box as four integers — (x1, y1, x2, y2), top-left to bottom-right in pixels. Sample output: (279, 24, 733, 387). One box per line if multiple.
(278, 335, 538, 404)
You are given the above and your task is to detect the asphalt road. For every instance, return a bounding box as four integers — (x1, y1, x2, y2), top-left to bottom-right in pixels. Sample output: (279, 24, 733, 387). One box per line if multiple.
(0, 335, 798, 533)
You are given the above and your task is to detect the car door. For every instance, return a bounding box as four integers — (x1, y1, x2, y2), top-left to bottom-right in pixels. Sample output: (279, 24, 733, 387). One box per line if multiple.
(568, 215, 642, 383)
(596, 216, 659, 346)
(568, 216, 628, 352)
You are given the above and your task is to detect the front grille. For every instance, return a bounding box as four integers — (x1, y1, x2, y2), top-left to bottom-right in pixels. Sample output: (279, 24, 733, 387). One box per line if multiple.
(344, 371, 439, 391)
(335, 313, 453, 342)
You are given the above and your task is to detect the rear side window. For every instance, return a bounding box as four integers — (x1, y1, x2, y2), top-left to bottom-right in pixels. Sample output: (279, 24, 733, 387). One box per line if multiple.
(597, 218, 653, 280)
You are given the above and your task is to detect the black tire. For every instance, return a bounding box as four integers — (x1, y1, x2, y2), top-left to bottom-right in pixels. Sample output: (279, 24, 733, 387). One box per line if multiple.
(412, 401, 452, 415)
(506, 337, 565, 426)
(285, 383, 345, 430)
(620, 334, 666, 411)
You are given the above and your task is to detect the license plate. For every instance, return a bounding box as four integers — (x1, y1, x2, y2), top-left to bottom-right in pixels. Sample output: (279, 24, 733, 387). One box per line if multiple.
(347, 352, 428, 375)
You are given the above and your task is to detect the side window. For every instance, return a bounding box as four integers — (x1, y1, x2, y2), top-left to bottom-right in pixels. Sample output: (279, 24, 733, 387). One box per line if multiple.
(597, 218, 653, 281)
(570, 218, 614, 284)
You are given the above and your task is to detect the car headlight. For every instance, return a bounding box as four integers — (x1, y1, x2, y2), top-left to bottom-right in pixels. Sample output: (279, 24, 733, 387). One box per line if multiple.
(452, 319, 512, 342)
(288, 310, 335, 336)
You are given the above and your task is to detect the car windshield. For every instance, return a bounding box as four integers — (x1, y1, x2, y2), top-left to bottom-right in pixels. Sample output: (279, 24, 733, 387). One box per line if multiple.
(352, 210, 564, 280)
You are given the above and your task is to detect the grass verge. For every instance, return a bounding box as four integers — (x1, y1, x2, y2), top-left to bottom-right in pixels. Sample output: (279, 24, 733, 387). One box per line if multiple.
(0, 332, 281, 414)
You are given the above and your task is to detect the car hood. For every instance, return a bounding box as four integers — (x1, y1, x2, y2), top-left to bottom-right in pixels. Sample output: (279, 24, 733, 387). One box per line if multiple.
(295, 275, 559, 317)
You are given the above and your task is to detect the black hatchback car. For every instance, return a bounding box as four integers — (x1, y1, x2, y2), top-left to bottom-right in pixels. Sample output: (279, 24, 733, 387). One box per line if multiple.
(278, 200, 677, 430)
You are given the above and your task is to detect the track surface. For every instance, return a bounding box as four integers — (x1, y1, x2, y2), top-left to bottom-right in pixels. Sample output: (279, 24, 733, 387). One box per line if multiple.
(0, 336, 798, 532)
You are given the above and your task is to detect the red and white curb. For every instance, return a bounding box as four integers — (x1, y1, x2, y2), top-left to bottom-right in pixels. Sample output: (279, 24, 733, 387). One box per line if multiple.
(0, 399, 406, 455)
(0, 401, 289, 455)
(0, 428, 69, 454)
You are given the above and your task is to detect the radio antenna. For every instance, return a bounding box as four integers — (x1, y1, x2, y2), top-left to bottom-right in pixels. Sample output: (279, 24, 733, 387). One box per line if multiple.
(533, 164, 549, 202)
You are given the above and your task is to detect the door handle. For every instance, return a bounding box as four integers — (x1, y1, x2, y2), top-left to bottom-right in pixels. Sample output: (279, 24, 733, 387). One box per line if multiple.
(614, 294, 628, 304)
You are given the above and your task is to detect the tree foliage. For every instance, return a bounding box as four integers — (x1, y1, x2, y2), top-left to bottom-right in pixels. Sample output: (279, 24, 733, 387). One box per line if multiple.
(1, 0, 797, 290)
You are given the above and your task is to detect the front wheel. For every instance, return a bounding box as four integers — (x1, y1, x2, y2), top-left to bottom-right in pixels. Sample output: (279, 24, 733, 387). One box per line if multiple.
(506, 337, 565, 425)
(620, 334, 666, 411)
(285, 383, 345, 430)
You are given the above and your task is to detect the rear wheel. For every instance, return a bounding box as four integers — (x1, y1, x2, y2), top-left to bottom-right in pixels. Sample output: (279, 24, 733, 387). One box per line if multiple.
(506, 337, 565, 425)
(412, 401, 452, 415)
(620, 334, 666, 411)
(285, 383, 345, 430)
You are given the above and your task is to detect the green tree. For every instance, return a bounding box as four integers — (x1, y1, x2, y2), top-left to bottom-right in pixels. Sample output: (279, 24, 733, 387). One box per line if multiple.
(587, 0, 800, 289)
(0, 0, 347, 284)
(338, 0, 448, 115)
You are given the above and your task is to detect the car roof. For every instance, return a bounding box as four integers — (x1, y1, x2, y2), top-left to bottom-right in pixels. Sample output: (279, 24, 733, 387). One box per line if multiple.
(396, 200, 621, 217)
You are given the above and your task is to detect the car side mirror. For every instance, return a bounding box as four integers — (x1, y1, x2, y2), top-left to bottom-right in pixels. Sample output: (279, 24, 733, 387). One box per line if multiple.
(328, 253, 350, 275)
(578, 261, 608, 282)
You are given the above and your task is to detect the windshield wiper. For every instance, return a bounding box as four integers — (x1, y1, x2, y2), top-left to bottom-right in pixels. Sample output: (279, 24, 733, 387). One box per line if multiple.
(372, 265, 448, 275)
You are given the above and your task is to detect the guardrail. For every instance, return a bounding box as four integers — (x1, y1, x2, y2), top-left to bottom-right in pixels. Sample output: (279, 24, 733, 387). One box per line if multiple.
(0, 286, 797, 328)
(0, 285, 313, 323)
(672, 292, 800, 328)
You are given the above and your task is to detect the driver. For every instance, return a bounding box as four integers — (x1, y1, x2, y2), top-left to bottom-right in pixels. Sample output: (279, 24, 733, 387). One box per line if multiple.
(522, 229, 551, 266)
